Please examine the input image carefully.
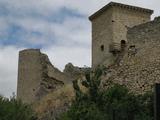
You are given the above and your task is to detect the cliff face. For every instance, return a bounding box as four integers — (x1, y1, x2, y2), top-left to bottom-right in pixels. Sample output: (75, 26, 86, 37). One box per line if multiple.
(102, 17, 160, 94)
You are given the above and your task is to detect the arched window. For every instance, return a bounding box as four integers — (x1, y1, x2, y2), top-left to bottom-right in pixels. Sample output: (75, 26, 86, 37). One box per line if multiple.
(121, 40, 126, 45)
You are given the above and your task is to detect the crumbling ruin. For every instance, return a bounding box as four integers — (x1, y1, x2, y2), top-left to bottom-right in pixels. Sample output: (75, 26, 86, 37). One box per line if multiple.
(17, 2, 160, 104)
(17, 49, 88, 103)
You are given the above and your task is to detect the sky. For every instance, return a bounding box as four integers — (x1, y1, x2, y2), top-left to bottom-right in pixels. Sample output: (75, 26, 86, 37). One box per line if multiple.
(0, 0, 160, 98)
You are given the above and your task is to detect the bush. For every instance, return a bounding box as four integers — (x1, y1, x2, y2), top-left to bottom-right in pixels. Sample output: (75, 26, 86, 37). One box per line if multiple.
(0, 95, 37, 120)
(59, 67, 154, 120)
(100, 84, 153, 120)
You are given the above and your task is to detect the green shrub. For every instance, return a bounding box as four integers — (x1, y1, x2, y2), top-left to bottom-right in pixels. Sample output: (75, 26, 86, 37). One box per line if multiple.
(0, 95, 37, 120)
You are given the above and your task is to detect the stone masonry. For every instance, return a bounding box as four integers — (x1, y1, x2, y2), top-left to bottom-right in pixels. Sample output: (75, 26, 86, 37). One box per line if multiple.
(102, 17, 160, 94)
(89, 2, 153, 68)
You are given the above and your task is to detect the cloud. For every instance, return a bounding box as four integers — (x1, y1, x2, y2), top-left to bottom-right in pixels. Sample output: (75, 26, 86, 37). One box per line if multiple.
(0, 0, 106, 16)
(0, 0, 159, 18)
(43, 45, 91, 71)
(0, 46, 24, 97)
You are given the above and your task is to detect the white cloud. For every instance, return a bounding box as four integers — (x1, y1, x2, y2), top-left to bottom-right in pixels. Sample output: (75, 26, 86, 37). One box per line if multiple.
(1, 15, 91, 46)
(51, 17, 91, 46)
(0, 0, 107, 16)
(0, 46, 23, 97)
(43, 45, 91, 71)
(1, 0, 159, 16)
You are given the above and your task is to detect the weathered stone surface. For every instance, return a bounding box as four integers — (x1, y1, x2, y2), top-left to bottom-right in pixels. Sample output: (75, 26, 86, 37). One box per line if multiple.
(90, 2, 153, 68)
(17, 49, 72, 103)
(64, 63, 90, 80)
(102, 17, 160, 94)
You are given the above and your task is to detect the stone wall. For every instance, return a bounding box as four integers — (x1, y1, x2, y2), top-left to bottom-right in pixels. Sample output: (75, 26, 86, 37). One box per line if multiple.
(112, 6, 151, 43)
(102, 17, 160, 94)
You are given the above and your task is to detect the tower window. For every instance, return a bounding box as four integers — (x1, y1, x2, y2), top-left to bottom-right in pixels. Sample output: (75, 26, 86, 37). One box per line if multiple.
(121, 40, 126, 49)
(121, 40, 126, 45)
(100, 45, 104, 51)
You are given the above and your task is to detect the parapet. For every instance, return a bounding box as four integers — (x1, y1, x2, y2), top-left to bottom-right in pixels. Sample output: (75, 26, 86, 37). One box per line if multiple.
(89, 2, 153, 21)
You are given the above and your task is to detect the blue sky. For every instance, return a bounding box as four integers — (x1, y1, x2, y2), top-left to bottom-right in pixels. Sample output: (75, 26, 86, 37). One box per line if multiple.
(0, 0, 160, 97)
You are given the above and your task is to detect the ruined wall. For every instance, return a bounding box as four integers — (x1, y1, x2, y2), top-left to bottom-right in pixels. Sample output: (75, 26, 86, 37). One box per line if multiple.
(17, 49, 72, 103)
(103, 17, 160, 94)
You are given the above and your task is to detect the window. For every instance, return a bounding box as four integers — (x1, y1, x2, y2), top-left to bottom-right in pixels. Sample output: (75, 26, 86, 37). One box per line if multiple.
(121, 40, 126, 50)
(128, 45, 137, 56)
(100, 45, 104, 51)
(121, 40, 126, 45)
(129, 45, 135, 48)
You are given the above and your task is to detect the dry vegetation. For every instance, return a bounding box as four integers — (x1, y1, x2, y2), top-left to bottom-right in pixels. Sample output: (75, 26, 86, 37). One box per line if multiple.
(33, 84, 75, 119)
(33, 80, 87, 120)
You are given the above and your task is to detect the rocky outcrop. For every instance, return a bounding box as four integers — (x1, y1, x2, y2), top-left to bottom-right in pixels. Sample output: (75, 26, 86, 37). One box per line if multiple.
(63, 63, 90, 80)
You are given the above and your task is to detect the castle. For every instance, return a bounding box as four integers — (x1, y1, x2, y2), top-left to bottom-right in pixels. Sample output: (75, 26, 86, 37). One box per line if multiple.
(17, 2, 159, 103)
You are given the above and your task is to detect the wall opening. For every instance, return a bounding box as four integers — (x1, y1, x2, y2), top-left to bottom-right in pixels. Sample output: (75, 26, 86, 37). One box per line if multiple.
(129, 45, 135, 48)
(100, 45, 104, 51)
(128, 45, 137, 56)
(121, 40, 126, 51)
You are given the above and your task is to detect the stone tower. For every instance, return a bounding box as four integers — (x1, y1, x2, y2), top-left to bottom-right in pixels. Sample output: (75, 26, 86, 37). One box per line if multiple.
(89, 2, 153, 68)
(17, 49, 42, 103)
(17, 49, 71, 103)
